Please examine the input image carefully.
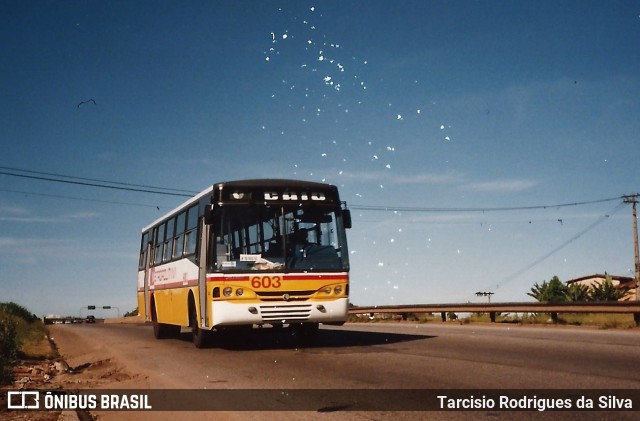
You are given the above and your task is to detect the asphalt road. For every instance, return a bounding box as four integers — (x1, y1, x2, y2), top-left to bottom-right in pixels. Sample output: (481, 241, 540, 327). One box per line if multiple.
(49, 321, 640, 420)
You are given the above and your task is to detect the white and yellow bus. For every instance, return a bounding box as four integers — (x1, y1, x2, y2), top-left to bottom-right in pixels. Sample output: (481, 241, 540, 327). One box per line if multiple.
(137, 179, 352, 347)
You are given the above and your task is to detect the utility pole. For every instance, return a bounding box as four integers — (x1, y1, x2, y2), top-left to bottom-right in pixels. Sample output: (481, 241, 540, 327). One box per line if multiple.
(623, 194, 640, 301)
(475, 291, 494, 303)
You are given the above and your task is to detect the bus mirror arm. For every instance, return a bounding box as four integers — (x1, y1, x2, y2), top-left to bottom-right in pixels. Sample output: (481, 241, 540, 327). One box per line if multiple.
(342, 209, 352, 229)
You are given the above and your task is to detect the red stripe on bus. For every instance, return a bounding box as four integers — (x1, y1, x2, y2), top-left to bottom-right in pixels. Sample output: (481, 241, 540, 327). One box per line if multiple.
(146, 279, 198, 290)
(282, 274, 347, 281)
(142, 274, 348, 289)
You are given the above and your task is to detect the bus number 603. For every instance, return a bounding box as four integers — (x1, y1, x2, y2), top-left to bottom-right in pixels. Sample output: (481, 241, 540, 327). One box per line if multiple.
(251, 275, 282, 289)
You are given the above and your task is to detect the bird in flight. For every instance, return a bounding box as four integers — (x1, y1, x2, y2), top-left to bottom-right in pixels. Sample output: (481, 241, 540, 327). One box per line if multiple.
(77, 99, 96, 109)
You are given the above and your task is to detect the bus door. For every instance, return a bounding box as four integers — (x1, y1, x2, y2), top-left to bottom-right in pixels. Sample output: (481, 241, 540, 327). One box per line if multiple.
(197, 218, 209, 328)
(143, 241, 152, 322)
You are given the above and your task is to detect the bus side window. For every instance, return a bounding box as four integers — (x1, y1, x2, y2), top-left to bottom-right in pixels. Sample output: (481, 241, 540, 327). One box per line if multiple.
(139, 232, 149, 270)
(184, 205, 199, 255)
(173, 211, 186, 259)
(163, 217, 175, 262)
(154, 224, 165, 266)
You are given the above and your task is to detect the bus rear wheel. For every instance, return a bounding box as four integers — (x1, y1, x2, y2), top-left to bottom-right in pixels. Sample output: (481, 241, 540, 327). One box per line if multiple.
(151, 302, 180, 339)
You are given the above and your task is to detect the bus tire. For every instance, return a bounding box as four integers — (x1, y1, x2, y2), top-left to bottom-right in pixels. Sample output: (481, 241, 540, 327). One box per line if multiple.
(189, 298, 212, 348)
(151, 299, 180, 339)
(192, 326, 212, 348)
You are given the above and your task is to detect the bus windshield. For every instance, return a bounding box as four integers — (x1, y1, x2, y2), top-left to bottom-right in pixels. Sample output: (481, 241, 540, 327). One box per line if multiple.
(213, 205, 349, 272)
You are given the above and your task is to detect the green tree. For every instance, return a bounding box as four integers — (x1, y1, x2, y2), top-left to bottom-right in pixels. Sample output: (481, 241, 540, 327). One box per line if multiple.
(527, 276, 567, 302)
(589, 275, 630, 301)
(528, 281, 548, 301)
(565, 283, 590, 302)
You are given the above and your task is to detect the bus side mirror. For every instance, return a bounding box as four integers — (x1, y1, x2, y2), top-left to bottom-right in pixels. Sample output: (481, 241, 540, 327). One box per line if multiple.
(204, 205, 215, 225)
(342, 209, 352, 229)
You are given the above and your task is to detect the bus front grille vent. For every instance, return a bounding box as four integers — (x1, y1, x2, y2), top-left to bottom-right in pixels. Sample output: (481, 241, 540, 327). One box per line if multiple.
(259, 304, 312, 322)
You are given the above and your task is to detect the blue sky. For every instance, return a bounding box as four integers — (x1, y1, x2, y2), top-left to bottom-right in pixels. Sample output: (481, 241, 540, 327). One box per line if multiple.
(1, 1, 639, 317)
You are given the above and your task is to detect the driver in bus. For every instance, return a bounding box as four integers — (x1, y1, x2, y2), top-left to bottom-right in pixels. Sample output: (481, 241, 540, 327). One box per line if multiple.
(289, 228, 311, 256)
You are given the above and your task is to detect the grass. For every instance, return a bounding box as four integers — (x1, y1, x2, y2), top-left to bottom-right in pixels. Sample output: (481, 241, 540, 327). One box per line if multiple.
(350, 312, 639, 329)
(0, 302, 57, 360)
(1, 303, 59, 385)
(548, 313, 638, 329)
(2, 314, 58, 360)
(16, 319, 58, 360)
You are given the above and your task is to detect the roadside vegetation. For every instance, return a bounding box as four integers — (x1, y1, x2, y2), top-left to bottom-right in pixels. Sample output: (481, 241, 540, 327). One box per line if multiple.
(124, 307, 139, 317)
(348, 311, 638, 329)
(462, 312, 638, 329)
(0, 302, 57, 385)
(349, 274, 636, 329)
(527, 275, 630, 302)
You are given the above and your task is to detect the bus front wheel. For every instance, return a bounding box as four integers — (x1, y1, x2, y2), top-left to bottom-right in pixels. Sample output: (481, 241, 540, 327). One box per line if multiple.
(189, 300, 212, 348)
(192, 326, 212, 348)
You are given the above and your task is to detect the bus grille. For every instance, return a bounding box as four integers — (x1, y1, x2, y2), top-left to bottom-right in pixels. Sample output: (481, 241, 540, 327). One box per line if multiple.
(259, 304, 312, 322)
(256, 290, 315, 302)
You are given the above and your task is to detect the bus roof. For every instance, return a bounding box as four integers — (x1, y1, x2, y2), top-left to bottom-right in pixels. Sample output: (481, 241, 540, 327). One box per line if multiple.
(213, 179, 340, 205)
(213, 178, 337, 189)
(141, 179, 340, 232)
(141, 185, 213, 232)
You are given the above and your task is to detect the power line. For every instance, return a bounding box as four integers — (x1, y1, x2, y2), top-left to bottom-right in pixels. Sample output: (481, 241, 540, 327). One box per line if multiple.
(2, 165, 635, 296)
(484, 202, 626, 292)
(351, 196, 622, 213)
(0, 166, 198, 195)
(0, 165, 632, 214)
(0, 188, 171, 209)
(0, 170, 194, 198)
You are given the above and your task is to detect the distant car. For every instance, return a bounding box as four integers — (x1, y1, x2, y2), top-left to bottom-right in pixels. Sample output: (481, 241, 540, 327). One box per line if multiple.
(86, 315, 96, 324)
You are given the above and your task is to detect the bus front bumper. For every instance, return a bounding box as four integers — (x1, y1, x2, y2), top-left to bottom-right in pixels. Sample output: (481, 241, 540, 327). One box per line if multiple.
(211, 298, 348, 327)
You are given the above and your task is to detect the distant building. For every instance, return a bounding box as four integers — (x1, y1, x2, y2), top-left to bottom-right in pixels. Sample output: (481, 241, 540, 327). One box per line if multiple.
(566, 274, 636, 301)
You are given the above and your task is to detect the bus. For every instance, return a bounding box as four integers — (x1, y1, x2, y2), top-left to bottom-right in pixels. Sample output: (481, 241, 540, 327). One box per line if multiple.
(137, 179, 352, 347)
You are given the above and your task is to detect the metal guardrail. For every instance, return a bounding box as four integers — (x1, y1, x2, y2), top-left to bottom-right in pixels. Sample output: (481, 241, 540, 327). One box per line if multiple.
(348, 301, 640, 325)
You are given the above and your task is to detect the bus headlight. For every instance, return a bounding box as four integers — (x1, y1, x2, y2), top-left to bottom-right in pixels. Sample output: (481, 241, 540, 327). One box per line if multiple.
(236, 288, 244, 296)
(322, 287, 331, 295)
(223, 287, 233, 297)
(334, 285, 343, 295)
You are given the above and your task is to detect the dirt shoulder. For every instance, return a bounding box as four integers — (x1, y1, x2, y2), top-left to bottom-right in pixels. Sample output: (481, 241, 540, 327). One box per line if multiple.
(48, 318, 151, 390)
(2, 318, 286, 421)
(2, 318, 151, 421)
